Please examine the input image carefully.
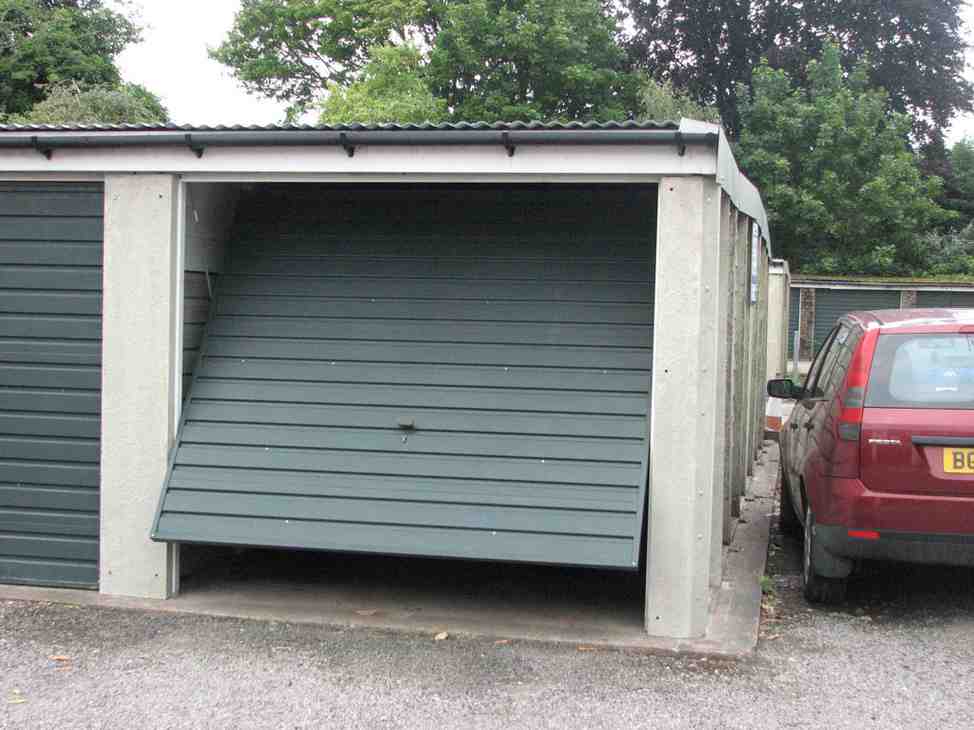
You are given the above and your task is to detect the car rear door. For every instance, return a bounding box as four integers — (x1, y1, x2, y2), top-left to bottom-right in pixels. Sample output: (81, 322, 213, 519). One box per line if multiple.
(861, 330, 974, 499)
(787, 326, 838, 489)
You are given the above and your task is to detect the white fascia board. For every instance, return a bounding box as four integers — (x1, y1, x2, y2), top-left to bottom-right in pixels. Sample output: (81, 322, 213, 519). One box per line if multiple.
(680, 118, 773, 256)
(0, 142, 716, 179)
(794, 282, 974, 292)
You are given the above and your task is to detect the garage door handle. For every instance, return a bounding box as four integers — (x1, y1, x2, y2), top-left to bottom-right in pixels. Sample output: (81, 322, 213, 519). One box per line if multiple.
(789, 422, 799, 430)
(397, 417, 416, 430)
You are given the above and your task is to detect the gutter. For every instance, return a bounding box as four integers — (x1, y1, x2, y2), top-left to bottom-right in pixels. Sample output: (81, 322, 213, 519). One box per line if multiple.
(0, 129, 718, 160)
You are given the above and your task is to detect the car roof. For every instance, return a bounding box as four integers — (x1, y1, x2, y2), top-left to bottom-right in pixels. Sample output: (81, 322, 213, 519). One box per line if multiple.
(843, 308, 974, 331)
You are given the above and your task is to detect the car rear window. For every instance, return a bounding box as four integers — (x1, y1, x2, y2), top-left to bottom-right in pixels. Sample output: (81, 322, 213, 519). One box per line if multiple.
(866, 333, 974, 409)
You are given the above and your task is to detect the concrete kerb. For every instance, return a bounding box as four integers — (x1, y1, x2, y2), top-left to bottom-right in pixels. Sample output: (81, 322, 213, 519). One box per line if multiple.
(0, 445, 777, 659)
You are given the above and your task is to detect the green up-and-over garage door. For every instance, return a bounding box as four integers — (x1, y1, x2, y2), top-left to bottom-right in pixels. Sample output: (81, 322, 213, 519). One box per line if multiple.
(813, 288, 900, 353)
(153, 185, 655, 569)
(0, 183, 103, 588)
(916, 290, 974, 308)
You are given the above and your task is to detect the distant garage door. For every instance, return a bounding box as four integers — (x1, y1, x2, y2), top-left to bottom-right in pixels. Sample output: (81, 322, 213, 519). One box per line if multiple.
(0, 183, 103, 588)
(916, 290, 974, 308)
(153, 185, 655, 570)
(814, 288, 900, 352)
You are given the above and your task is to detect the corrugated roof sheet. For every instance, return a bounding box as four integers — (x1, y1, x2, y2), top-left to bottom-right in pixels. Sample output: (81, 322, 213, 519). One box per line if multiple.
(0, 120, 678, 133)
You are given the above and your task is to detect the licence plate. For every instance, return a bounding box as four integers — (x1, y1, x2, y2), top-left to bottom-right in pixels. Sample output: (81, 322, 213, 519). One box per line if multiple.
(943, 447, 974, 473)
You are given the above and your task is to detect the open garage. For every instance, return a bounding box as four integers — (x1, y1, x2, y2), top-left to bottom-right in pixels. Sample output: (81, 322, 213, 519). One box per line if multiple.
(0, 121, 770, 639)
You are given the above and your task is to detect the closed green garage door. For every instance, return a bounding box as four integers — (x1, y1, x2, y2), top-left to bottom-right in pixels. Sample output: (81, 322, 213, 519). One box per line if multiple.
(916, 290, 974, 308)
(0, 183, 103, 588)
(814, 288, 900, 352)
(153, 185, 655, 570)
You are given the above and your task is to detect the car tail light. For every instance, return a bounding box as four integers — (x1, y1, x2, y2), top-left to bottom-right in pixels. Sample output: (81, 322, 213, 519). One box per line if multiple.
(829, 329, 880, 478)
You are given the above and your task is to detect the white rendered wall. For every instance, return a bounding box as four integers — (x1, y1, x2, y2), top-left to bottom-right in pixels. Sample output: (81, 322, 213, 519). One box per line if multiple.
(100, 174, 180, 598)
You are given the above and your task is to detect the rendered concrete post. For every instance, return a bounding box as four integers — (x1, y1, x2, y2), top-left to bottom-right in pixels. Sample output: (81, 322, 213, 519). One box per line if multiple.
(646, 177, 721, 638)
(766, 260, 790, 380)
(799, 288, 816, 360)
(900, 289, 918, 308)
(100, 174, 180, 598)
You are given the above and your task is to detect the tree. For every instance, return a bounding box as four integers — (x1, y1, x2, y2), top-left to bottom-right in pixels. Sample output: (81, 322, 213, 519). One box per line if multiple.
(0, 0, 140, 116)
(319, 44, 446, 124)
(427, 0, 633, 122)
(623, 1, 973, 143)
(736, 44, 952, 276)
(211, 0, 443, 120)
(213, 0, 635, 123)
(636, 76, 719, 124)
(10, 82, 169, 125)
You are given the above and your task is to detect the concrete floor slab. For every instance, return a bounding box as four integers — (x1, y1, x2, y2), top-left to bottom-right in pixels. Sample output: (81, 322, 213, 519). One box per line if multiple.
(0, 446, 776, 658)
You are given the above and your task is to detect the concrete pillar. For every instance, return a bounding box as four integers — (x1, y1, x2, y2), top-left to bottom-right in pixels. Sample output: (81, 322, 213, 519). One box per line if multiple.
(646, 177, 721, 638)
(798, 288, 816, 360)
(100, 174, 181, 598)
(719, 197, 737, 546)
(766, 260, 790, 380)
(900, 289, 918, 308)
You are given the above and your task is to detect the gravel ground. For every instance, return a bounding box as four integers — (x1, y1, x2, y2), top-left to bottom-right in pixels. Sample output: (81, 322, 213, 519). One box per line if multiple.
(3, 509, 973, 729)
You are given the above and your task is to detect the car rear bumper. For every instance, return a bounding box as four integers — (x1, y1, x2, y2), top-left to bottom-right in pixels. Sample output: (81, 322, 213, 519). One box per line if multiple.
(817, 525, 974, 567)
(816, 477, 974, 566)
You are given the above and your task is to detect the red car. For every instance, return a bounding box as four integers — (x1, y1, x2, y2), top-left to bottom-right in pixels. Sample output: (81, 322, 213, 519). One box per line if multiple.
(768, 309, 974, 603)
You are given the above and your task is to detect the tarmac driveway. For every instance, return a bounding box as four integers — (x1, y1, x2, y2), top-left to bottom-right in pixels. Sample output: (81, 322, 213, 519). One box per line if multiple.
(2, 515, 973, 729)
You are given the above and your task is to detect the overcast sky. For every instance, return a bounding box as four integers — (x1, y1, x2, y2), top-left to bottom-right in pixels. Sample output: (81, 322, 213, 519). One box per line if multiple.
(116, 0, 974, 142)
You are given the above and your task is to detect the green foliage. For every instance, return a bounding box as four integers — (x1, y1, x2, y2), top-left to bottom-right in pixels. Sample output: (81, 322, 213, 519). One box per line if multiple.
(635, 76, 719, 124)
(214, 0, 634, 123)
(211, 0, 442, 120)
(10, 82, 169, 125)
(623, 1, 972, 143)
(0, 0, 139, 116)
(737, 44, 952, 276)
(319, 44, 446, 125)
(427, 0, 633, 122)
(913, 223, 974, 278)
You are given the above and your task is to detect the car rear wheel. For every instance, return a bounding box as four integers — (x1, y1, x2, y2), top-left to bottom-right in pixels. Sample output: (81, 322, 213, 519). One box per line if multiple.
(802, 505, 847, 605)
(778, 464, 801, 535)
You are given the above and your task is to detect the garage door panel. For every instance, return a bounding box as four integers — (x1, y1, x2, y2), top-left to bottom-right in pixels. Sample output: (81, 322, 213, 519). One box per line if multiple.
(216, 296, 652, 325)
(0, 363, 100, 389)
(207, 315, 652, 348)
(0, 413, 99, 439)
(0, 436, 99, 464)
(167, 467, 638, 512)
(179, 422, 645, 463)
(0, 508, 98, 537)
(0, 484, 99, 512)
(0, 183, 103, 587)
(0, 314, 100, 340)
(0, 291, 101, 315)
(2, 389, 99, 415)
(0, 266, 102, 290)
(155, 513, 634, 569)
(229, 254, 652, 281)
(0, 339, 100, 365)
(187, 401, 646, 440)
(0, 532, 98, 562)
(0, 216, 102, 241)
(218, 274, 651, 303)
(165, 490, 635, 538)
(191, 379, 647, 415)
(157, 185, 654, 569)
(198, 358, 650, 392)
(206, 337, 650, 370)
(0, 187, 102, 217)
(0, 461, 99, 488)
(174, 444, 641, 487)
(0, 557, 98, 588)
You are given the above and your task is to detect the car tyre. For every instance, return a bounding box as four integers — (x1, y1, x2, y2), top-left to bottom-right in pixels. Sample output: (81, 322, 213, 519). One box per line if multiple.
(802, 505, 847, 605)
(778, 464, 801, 535)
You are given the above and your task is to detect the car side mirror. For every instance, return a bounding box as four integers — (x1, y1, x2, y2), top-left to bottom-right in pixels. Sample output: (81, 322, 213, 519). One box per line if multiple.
(767, 378, 801, 400)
